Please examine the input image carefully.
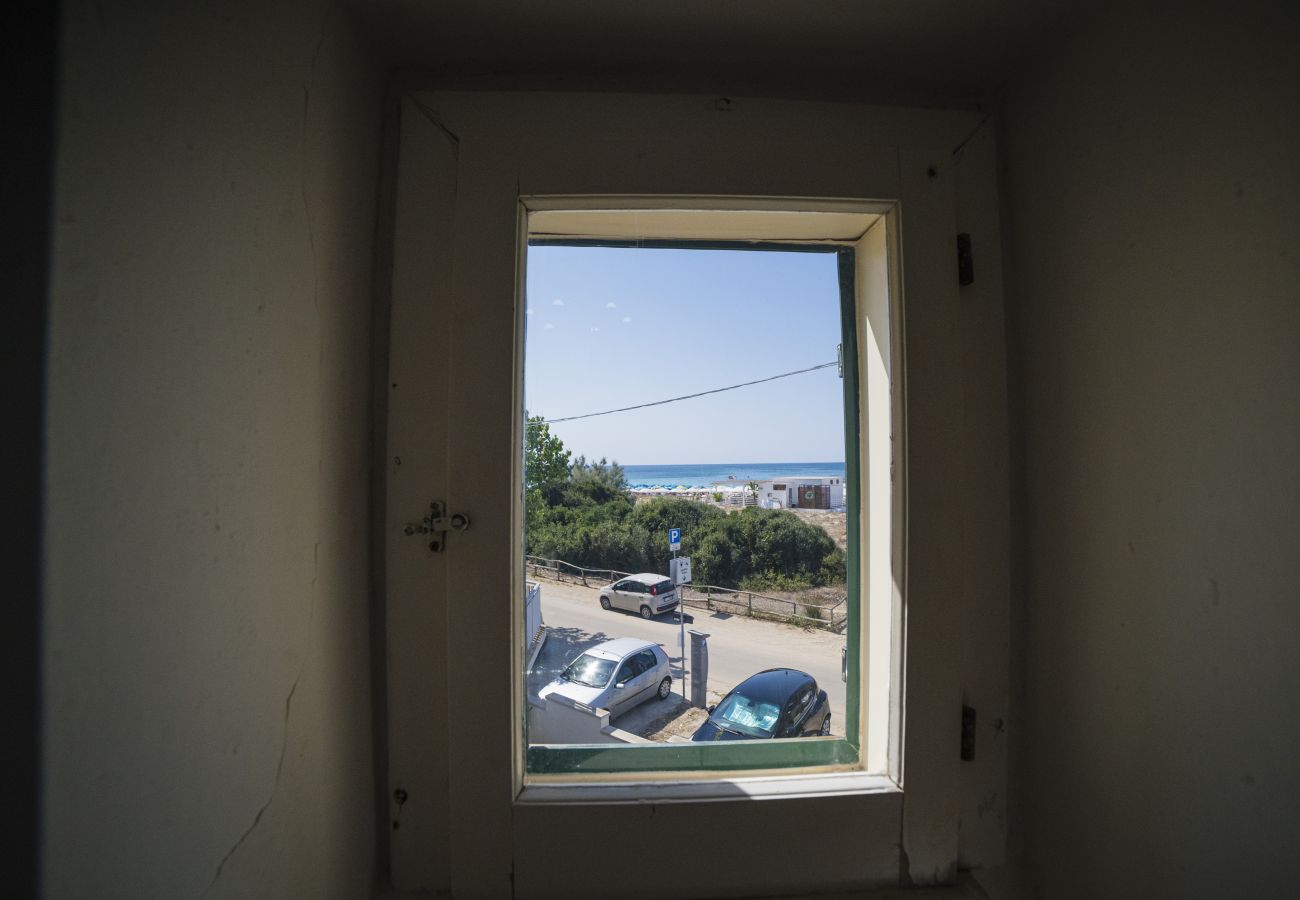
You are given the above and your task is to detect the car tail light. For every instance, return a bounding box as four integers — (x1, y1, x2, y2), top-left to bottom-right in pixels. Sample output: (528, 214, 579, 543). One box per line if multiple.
(649, 585, 657, 596)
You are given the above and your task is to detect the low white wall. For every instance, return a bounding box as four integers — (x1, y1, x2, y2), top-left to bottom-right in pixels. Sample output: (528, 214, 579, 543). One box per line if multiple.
(525, 581, 543, 648)
(527, 696, 651, 745)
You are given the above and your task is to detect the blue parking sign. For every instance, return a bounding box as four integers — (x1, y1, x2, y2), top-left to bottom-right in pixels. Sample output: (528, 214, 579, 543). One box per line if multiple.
(668, 527, 681, 550)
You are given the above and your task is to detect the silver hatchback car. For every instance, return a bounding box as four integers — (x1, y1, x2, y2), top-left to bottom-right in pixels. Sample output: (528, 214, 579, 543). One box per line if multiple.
(598, 573, 678, 619)
(538, 638, 672, 717)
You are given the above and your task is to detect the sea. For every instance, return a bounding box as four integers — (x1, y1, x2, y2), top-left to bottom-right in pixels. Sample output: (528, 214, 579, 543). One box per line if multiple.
(622, 461, 846, 490)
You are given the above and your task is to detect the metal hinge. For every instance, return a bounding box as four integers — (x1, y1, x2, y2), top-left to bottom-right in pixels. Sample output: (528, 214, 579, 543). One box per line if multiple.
(957, 233, 974, 286)
(404, 500, 470, 552)
(961, 704, 977, 761)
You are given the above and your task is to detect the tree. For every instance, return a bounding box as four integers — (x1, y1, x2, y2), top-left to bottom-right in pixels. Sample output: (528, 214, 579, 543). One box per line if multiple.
(567, 455, 628, 505)
(628, 496, 725, 537)
(524, 414, 571, 527)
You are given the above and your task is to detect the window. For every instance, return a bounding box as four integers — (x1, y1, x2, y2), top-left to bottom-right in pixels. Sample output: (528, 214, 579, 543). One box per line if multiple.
(381, 90, 998, 897)
(633, 650, 657, 678)
(520, 205, 884, 781)
(788, 683, 816, 727)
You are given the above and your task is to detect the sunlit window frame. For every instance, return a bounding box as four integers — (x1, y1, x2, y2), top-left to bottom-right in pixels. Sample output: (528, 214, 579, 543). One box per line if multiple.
(515, 199, 903, 789)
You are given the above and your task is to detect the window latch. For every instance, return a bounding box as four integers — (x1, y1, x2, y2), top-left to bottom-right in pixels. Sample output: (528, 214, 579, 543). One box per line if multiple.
(404, 500, 470, 552)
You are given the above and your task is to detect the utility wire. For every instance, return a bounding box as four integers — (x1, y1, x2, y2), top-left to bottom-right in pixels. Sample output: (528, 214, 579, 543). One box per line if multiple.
(531, 360, 838, 426)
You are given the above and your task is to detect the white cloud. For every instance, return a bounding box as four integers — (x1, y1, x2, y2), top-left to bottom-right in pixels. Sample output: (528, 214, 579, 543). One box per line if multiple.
(622, 316, 632, 323)
(590, 326, 601, 332)
(605, 301, 617, 308)
(544, 322, 554, 330)
(552, 298, 565, 306)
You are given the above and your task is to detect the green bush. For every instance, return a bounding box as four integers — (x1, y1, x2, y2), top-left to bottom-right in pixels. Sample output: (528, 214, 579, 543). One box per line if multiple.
(627, 496, 726, 536)
(523, 433, 845, 590)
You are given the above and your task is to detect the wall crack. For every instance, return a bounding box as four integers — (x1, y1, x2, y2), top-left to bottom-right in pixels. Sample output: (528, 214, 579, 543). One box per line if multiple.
(203, 542, 319, 895)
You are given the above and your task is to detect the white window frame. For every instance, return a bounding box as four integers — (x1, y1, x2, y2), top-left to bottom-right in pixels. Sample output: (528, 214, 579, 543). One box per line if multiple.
(381, 91, 980, 897)
(516, 199, 893, 793)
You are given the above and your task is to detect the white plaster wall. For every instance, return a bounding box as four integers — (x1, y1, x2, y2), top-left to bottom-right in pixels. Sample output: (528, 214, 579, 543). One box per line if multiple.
(44, 1, 381, 896)
(1000, 5, 1300, 897)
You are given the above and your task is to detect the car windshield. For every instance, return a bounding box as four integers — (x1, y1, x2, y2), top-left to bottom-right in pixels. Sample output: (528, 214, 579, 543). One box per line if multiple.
(561, 653, 617, 688)
(711, 693, 781, 737)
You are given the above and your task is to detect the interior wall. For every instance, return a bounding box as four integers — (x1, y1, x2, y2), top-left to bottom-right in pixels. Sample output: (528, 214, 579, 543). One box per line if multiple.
(999, 4, 1300, 897)
(44, 2, 382, 896)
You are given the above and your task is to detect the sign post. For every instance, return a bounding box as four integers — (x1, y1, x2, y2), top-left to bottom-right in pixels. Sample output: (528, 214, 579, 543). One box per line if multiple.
(668, 528, 695, 702)
(668, 527, 684, 695)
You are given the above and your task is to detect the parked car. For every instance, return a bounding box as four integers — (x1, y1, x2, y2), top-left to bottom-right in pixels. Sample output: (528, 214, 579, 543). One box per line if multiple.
(690, 668, 830, 741)
(538, 638, 672, 717)
(598, 573, 678, 619)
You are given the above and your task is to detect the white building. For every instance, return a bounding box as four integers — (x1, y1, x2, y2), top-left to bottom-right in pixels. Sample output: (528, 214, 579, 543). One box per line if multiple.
(714, 476, 846, 510)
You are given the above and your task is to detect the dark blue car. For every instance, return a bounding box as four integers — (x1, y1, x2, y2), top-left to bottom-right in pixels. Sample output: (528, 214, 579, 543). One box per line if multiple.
(691, 668, 831, 741)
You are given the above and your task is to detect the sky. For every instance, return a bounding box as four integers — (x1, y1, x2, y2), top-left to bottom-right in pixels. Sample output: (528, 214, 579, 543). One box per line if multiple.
(524, 244, 847, 465)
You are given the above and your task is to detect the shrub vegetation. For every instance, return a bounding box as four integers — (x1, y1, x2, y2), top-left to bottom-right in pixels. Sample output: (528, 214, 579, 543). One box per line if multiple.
(525, 417, 845, 589)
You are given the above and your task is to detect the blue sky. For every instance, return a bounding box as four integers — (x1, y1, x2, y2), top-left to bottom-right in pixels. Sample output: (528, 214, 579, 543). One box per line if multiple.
(524, 245, 846, 465)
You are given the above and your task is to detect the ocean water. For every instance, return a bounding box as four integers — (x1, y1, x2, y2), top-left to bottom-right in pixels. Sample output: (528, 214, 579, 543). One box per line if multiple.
(622, 461, 846, 489)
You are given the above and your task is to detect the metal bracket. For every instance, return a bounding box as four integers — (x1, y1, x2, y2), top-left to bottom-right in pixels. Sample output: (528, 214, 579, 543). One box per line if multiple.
(404, 500, 470, 553)
(957, 233, 974, 286)
(961, 704, 977, 761)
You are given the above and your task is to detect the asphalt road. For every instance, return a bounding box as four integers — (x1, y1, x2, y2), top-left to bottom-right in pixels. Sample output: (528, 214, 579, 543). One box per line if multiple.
(530, 578, 847, 736)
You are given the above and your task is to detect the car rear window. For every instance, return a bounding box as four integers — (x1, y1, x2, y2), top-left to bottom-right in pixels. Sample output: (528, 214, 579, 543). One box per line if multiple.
(653, 580, 674, 595)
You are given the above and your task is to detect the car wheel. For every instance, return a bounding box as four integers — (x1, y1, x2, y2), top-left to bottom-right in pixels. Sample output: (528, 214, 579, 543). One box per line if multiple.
(640, 605, 653, 620)
(820, 713, 832, 736)
(657, 676, 671, 700)
(599, 596, 611, 610)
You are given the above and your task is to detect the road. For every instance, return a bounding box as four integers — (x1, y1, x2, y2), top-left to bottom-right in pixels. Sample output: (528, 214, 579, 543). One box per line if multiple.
(530, 578, 847, 735)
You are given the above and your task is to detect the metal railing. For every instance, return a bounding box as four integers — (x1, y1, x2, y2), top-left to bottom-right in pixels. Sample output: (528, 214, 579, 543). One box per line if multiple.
(524, 555, 846, 631)
(678, 583, 847, 631)
(524, 556, 632, 589)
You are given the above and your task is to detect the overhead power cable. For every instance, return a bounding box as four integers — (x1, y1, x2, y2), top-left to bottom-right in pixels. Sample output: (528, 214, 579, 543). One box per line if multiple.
(532, 360, 838, 426)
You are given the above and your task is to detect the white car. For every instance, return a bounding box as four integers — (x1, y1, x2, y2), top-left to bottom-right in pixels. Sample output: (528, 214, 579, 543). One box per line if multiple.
(538, 638, 672, 716)
(598, 573, 678, 619)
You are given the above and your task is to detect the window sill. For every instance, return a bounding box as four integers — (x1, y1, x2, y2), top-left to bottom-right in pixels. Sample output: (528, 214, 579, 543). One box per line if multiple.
(516, 770, 899, 805)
